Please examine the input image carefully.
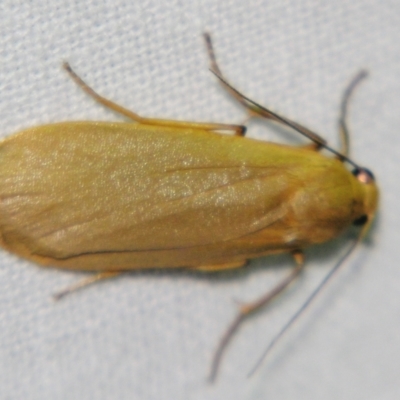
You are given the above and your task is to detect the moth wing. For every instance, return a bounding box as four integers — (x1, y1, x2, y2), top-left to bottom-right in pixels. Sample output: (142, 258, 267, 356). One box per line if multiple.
(0, 122, 296, 259)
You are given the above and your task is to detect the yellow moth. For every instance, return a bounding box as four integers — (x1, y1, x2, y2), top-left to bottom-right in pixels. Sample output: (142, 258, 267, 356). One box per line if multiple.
(0, 34, 378, 380)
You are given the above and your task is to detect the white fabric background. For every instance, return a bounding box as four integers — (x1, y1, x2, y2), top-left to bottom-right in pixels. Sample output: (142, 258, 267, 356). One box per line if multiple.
(0, 1, 399, 399)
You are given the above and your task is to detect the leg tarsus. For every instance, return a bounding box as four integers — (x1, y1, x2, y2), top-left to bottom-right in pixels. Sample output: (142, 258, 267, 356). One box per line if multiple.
(53, 271, 122, 300)
(208, 249, 305, 382)
(63, 62, 145, 122)
(63, 61, 244, 136)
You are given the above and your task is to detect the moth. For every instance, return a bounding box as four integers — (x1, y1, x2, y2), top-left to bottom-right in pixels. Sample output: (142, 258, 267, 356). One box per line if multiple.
(0, 34, 378, 380)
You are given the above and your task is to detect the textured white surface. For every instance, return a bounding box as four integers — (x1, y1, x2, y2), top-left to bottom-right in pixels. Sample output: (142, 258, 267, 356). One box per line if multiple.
(0, 1, 399, 399)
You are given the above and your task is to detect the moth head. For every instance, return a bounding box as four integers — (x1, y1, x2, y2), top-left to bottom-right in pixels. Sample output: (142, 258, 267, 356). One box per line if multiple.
(352, 167, 379, 234)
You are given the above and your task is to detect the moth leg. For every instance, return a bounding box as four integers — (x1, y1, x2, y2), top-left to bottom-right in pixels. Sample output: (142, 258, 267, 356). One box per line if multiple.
(300, 142, 323, 151)
(337, 70, 368, 157)
(63, 62, 246, 136)
(209, 250, 305, 382)
(203, 33, 327, 147)
(53, 271, 122, 300)
(193, 260, 247, 272)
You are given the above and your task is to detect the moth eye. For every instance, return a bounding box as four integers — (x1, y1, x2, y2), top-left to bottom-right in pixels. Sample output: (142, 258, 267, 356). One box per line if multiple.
(352, 167, 374, 184)
(353, 214, 368, 226)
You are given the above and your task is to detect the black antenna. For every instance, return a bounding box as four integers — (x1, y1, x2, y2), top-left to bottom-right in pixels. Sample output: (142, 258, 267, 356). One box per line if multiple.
(210, 70, 361, 170)
(247, 236, 361, 377)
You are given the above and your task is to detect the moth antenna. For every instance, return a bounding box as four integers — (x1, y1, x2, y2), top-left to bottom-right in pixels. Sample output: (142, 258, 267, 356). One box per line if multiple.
(339, 70, 369, 157)
(209, 69, 362, 170)
(248, 233, 364, 378)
